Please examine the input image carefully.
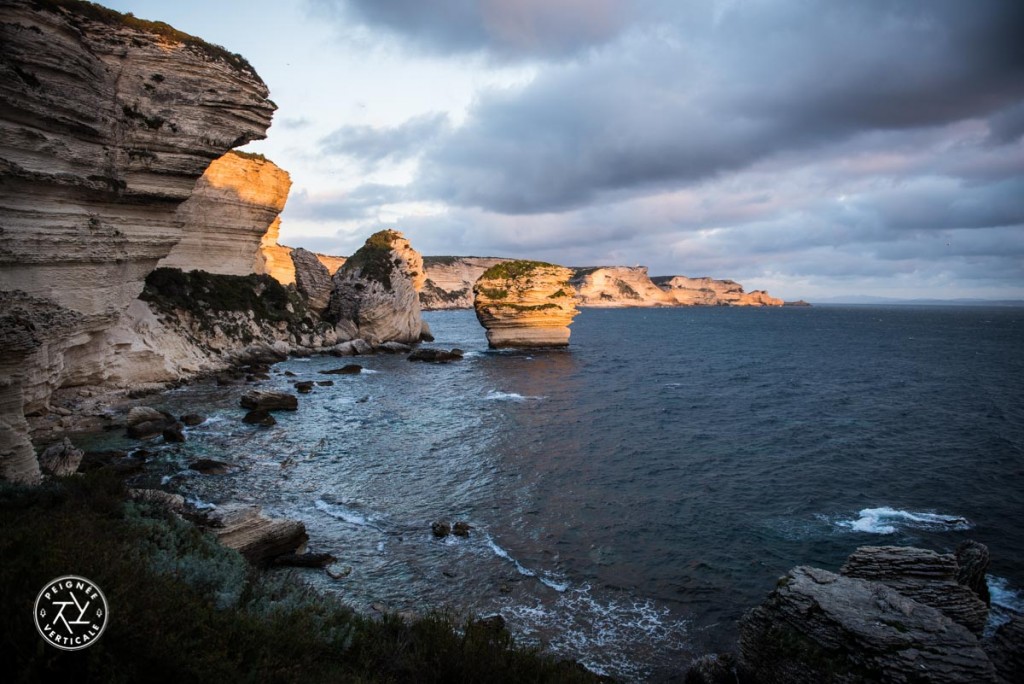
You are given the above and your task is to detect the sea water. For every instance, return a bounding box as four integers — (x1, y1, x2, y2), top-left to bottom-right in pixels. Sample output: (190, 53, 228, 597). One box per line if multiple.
(91, 305, 1024, 679)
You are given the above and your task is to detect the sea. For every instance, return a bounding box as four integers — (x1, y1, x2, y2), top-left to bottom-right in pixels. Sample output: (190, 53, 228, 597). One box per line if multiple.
(81, 305, 1024, 680)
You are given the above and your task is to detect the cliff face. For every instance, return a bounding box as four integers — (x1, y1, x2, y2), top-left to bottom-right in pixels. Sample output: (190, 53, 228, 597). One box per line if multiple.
(160, 151, 291, 276)
(326, 230, 426, 344)
(0, 0, 274, 481)
(473, 261, 579, 348)
(572, 266, 677, 307)
(653, 275, 784, 307)
(254, 217, 296, 285)
(420, 256, 511, 310)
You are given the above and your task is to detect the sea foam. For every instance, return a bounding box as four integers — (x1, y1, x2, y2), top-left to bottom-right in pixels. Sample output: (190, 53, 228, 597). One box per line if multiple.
(836, 506, 972, 534)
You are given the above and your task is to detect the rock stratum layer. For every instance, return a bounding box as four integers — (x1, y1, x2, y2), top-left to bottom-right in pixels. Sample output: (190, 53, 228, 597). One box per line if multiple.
(421, 258, 784, 309)
(326, 230, 426, 344)
(0, 0, 273, 481)
(737, 542, 1015, 683)
(160, 151, 291, 276)
(473, 261, 579, 348)
(420, 256, 511, 310)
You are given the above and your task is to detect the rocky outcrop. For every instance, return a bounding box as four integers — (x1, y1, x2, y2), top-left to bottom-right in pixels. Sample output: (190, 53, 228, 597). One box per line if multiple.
(420, 256, 511, 310)
(200, 504, 308, 565)
(739, 544, 1004, 683)
(254, 217, 295, 285)
(315, 253, 346, 276)
(325, 230, 426, 344)
(653, 275, 784, 307)
(290, 247, 332, 313)
(571, 266, 678, 307)
(473, 261, 579, 348)
(841, 545, 990, 635)
(0, 0, 274, 480)
(159, 151, 291, 275)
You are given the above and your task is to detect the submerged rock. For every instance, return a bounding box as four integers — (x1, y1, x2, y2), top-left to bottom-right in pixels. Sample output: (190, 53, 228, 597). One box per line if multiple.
(162, 422, 186, 443)
(242, 408, 276, 427)
(294, 381, 315, 394)
(179, 413, 206, 427)
(431, 521, 451, 538)
(127, 418, 173, 440)
(452, 521, 472, 537)
(239, 390, 298, 411)
(473, 260, 580, 348)
(320, 364, 362, 375)
(189, 459, 233, 475)
(407, 348, 464, 363)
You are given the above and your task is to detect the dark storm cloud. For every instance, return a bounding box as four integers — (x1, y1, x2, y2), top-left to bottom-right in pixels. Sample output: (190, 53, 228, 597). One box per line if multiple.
(407, 0, 1024, 213)
(308, 0, 640, 60)
(320, 112, 449, 167)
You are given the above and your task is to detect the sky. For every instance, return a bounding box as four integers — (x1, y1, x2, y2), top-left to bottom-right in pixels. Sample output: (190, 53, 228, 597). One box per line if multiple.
(103, 0, 1024, 301)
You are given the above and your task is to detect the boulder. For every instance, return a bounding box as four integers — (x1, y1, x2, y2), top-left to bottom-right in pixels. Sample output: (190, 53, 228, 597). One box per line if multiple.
(378, 341, 413, 354)
(162, 422, 186, 443)
(841, 545, 990, 635)
(294, 381, 314, 393)
(180, 413, 206, 427)
(126, 406, 166, 426)
(38, 438, 83, 477)
(739, 565, 996, 683)
(473, 260, 580, 348)
(126, 418, 172, 439)
(202, 504, 308, 565)
(239, 390, 298, 411)
(316, 380, 334, 387)
(189, 459, 233, 475)
(431, 521, 451, 538)
(452, 521, 472, 537)
(242, 409, 276, 426)
(408, 348, 464, 363)
(955, 540, 991, 605)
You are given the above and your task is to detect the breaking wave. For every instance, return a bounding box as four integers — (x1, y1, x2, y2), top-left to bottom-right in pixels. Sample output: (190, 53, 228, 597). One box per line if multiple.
(835, 507, 972, 535)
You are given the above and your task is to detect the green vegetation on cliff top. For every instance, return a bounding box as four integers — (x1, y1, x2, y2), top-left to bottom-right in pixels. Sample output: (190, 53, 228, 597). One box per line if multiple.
(480, 260, 558, 282)
(0, 473, 602, 682)
(340, 229, 404, 291)
(31, 0, 259, 77)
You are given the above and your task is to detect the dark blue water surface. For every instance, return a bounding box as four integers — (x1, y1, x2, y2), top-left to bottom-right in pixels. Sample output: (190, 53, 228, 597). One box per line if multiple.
(89, 306, 1024, 679)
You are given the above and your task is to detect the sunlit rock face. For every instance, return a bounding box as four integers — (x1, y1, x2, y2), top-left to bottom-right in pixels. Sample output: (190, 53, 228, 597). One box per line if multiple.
(420, 256, 512, 310)
(160, 151, 291, 276)
(0, 0, 273, 481)
(326, 230, 425, 344)
(571, 266, 677, 307)
(473, 261, 580, 348)
(653, 276, 784, 306)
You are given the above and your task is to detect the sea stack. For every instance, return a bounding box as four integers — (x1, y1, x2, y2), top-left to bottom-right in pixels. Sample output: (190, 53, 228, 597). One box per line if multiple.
(325, 230, 426, 344)
(473, 261, 579, 348)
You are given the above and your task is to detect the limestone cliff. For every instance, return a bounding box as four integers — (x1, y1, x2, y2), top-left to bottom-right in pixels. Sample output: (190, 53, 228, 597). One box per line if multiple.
(0, 0, 273, 480)
(420, 256, 511, 310)
(653, 275, 784, 307)
(255, 217, 295, 285)
(325, 230, 426, 344)
(473, 261, 579, 348)
(571, 266, 677, 307)
(160, 151, 291, 275)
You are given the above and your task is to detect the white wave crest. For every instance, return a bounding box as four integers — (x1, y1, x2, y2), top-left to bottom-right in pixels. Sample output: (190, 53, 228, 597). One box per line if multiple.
(315, 498, 373, 527)
(484, 390, 544, 402)
(987, 574, 1024, 634)
(836, 506, 972, 534)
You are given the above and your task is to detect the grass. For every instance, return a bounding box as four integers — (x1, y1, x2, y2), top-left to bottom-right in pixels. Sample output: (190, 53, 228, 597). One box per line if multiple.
(480, 260, 556, 282)
(31, 0, 258, 78)
(0, 473, 605, 683)
(338, 230, 404, 291)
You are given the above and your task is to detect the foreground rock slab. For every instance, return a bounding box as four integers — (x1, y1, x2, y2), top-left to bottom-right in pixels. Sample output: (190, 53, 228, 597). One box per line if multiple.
(201, 505, 308, 565)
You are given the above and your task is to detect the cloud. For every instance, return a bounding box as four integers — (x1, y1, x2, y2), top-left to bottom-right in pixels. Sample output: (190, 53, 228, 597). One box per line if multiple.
(278, 117, 313, 130)
(287, 184, 409, 221)
(404, 0, 1024, 214)
(308, 0, 642, 60)
(319, 112, 449, 167)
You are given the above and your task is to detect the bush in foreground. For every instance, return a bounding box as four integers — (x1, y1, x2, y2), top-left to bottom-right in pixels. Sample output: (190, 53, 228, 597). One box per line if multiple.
(0, 473, 602, 683)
